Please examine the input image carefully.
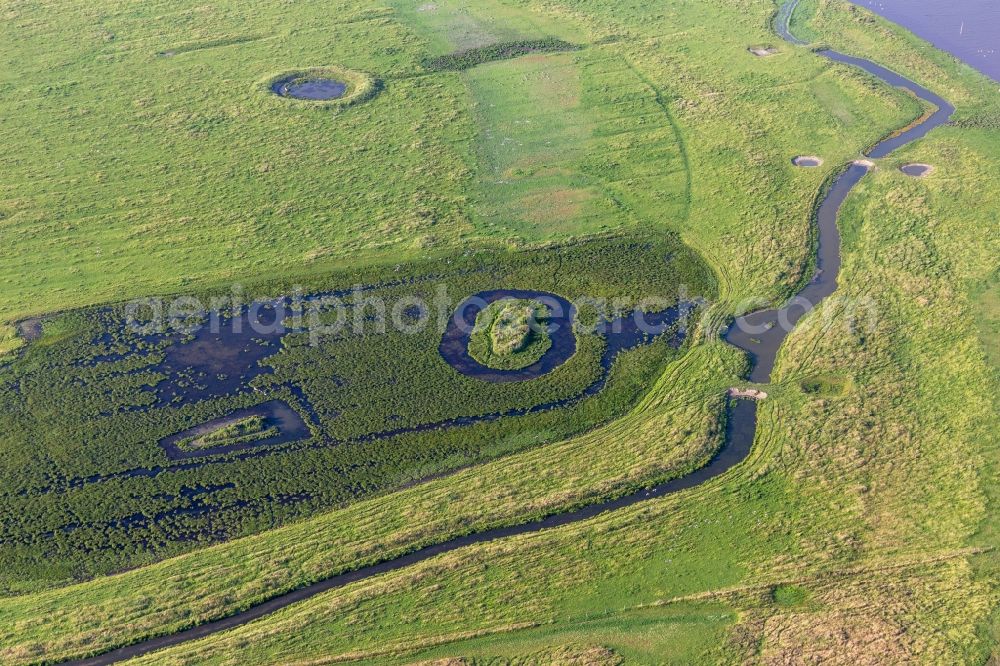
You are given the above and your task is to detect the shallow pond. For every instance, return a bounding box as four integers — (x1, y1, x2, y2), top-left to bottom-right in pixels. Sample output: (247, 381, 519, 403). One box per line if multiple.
(159, 400, 310, 461)
(271, 77, 348, 100)
(900, 163, 933, 177)
(792, 155, 823, 167)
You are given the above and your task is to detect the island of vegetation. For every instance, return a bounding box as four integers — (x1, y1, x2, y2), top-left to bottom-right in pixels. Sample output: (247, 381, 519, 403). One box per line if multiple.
(467, 298, 552, 370)
(175, 415, 278, 453)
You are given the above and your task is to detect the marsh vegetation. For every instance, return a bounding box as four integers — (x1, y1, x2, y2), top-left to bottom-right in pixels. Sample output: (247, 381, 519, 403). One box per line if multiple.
(176, 415, 276, 451)
(468, 298, 552, 370)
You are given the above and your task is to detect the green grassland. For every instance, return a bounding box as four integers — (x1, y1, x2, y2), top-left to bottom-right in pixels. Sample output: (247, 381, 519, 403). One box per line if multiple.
(0, 0, 464, 352)
(263, 65, 380, 108)
(0, 0, 918, 350)
(0, 0, 997, 663)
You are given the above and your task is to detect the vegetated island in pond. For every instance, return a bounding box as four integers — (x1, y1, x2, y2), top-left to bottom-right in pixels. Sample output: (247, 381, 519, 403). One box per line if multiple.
(175, 415, 278, 452)
(159, 400, 311, 460)
(467, 298, 552, 370)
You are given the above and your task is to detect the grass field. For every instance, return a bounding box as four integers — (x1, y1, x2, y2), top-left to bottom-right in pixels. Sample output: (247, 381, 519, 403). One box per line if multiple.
(0, 0, 997, 663)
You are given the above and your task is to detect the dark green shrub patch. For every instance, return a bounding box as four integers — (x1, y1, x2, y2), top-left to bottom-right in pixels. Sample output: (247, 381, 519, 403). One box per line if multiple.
(468, 299, 552, 370)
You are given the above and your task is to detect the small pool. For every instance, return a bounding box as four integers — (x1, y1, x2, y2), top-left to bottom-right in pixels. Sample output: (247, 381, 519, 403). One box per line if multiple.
(272, 77, 347, 100)
(159, 400, 311, 460)
(792, 155, 823, 167)
(900, 163, 933, 177)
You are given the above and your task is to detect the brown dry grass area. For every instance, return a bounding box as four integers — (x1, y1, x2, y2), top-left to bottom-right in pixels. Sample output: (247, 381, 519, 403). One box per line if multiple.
(519, 187, 597, 226)
(759, 612, 911, 664)
(15, 317, 42, 342)
(714, 557, 993, 664)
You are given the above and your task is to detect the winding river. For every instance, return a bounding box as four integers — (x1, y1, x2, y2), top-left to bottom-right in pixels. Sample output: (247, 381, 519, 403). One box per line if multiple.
(62, 6, 954, 664)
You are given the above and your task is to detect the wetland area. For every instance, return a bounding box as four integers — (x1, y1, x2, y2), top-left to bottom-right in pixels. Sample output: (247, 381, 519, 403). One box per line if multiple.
(1, 0, 996, 662)
(51, 2, 968, 662)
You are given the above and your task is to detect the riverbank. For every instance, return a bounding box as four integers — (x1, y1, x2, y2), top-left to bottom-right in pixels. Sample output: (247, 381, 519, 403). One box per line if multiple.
(849, 0, 999, 82)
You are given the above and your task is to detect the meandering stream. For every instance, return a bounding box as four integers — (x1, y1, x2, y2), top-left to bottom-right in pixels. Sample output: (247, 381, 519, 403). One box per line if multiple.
(62, 6, 954, 663)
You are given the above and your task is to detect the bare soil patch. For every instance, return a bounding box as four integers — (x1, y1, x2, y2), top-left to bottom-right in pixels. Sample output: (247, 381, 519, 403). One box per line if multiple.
(16, 318, 42, 342)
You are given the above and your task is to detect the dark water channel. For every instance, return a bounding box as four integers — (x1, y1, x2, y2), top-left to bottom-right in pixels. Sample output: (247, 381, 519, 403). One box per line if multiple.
(726, 10, 954, 383)
(67, 400, 757, 666)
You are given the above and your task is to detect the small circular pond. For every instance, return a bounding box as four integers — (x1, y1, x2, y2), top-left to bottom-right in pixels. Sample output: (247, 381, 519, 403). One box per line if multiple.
(900, 163, 934, 177)
(265, 67, 377, 106)
(271, 77, 348, 100)
(792, 155, 823, 167)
